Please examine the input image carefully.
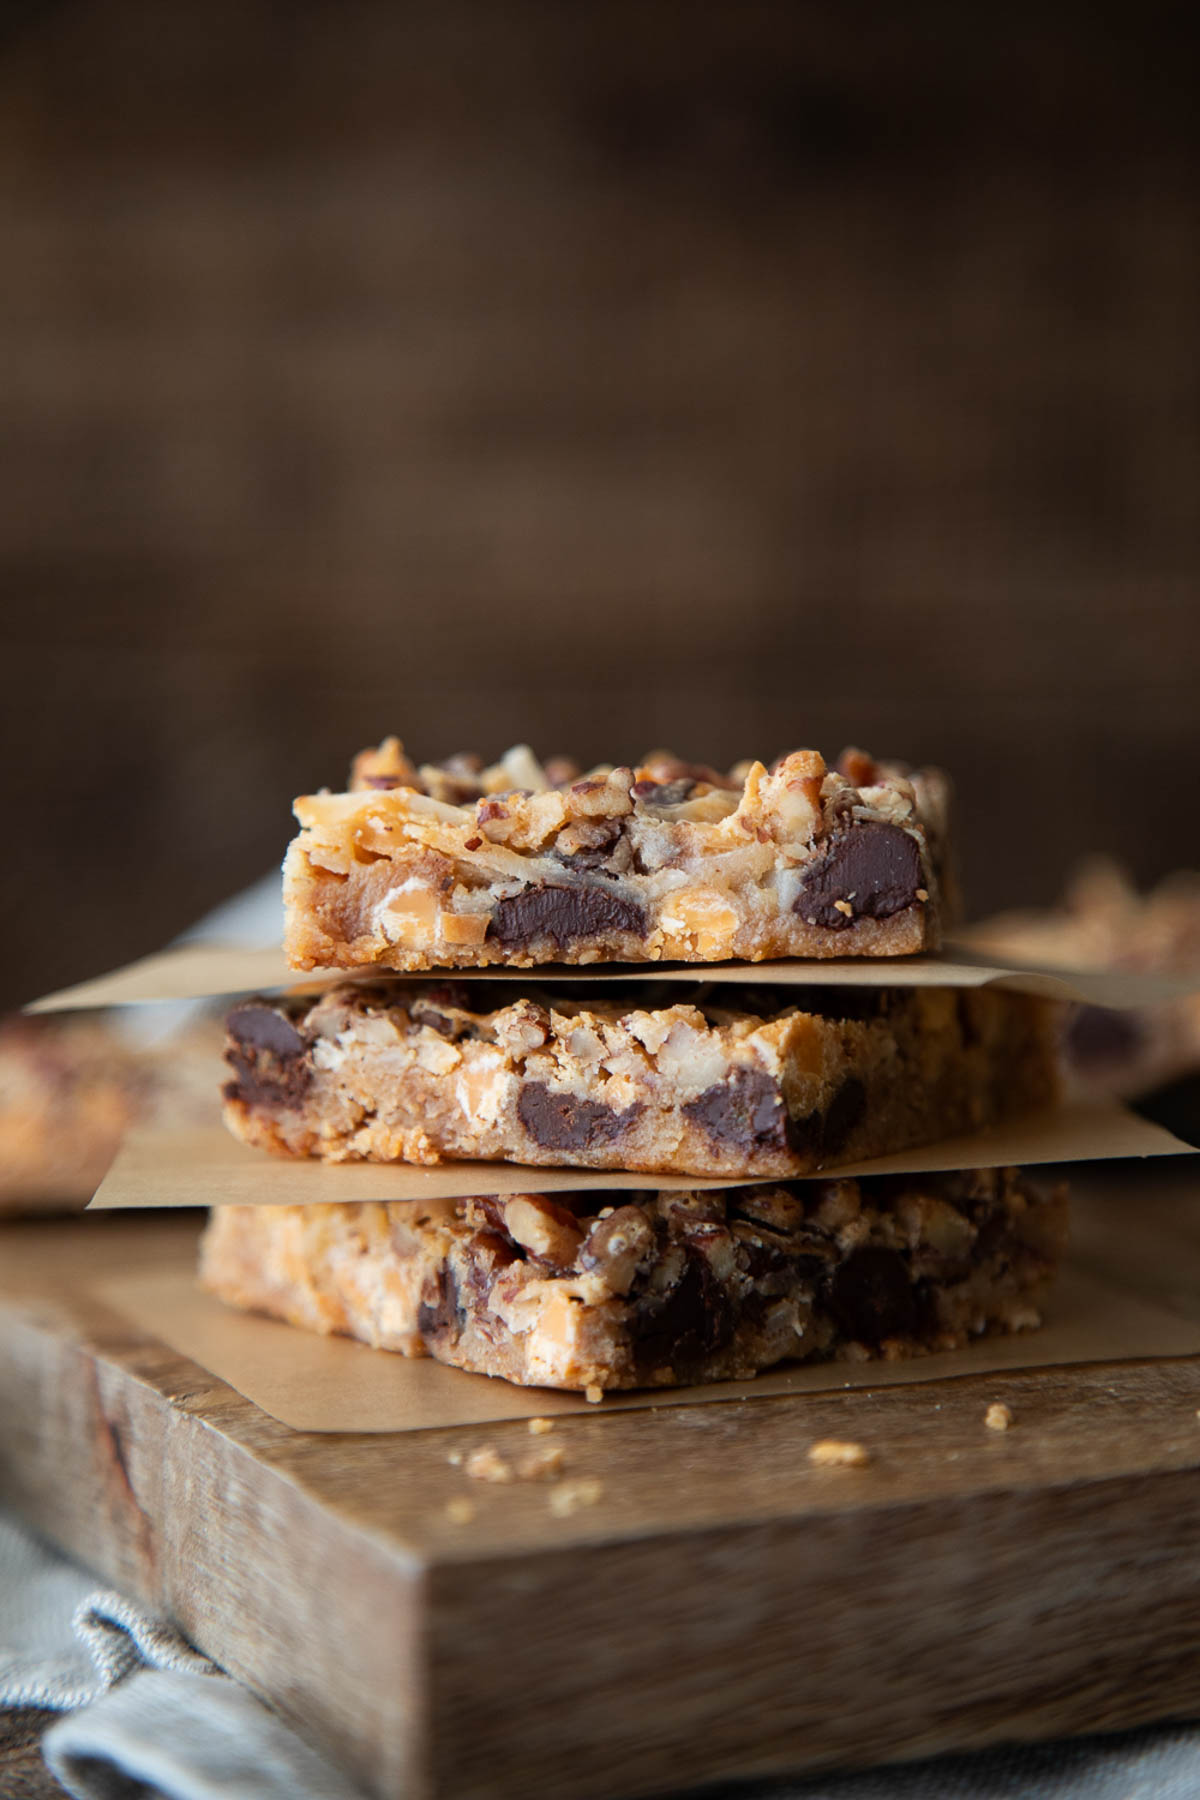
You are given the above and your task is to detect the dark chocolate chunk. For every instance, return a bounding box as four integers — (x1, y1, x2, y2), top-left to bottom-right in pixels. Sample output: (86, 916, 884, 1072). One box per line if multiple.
(224, 1002, 311, 1110)
(631, 1247, 734, 1379)
(1066, 1004, 1145, 1070)
(822, 1246, 918, 1345)
(518, 1083, 641, 1152)
(488, 882, 646, 949)
(226, 1002, 306, 1060)
(795, 822, 922, 930)
(683, 1068, 794, 1155)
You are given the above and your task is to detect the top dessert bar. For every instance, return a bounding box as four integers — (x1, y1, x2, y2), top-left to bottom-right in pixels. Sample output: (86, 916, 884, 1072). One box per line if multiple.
(284, 740, 952, 972)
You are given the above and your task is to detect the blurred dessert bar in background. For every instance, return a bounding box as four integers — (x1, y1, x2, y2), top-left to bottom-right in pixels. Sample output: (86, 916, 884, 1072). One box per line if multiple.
(969, 859, 1200, 1100)
(0, 1012, 222, 1215)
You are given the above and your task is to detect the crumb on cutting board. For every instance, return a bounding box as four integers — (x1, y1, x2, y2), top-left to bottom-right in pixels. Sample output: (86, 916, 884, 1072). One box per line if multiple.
(808, 1439, 871, 1468)
(549, 1479, 604, 1517)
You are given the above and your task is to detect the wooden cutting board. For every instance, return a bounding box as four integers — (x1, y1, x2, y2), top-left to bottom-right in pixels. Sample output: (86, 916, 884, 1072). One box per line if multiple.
(4, 1171, 1200, 1800)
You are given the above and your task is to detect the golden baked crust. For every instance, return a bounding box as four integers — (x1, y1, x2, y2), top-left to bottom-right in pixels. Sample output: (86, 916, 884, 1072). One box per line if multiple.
(284, 740, 952, 971)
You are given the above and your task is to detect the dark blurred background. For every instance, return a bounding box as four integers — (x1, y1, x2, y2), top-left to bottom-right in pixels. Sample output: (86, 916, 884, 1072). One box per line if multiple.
(1, 1, 1198, 1007)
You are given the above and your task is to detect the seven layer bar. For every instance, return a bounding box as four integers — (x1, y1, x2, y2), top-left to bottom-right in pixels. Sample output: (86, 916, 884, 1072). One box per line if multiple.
(200, 1167, 1068, 1391)
(222, 982, 1060, 1180)
(283, 740, 953, 971)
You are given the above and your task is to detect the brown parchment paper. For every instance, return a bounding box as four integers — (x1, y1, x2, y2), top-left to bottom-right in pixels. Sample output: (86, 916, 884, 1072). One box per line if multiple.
(26, 942, 1199, 1015)
(89, 1103, 1195, 1211)
(91, 1252, 1200, 1434)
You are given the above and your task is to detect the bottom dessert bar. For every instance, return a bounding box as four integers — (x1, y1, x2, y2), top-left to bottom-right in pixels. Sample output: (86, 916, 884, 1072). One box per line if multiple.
(199, 1168, 1067, 1392)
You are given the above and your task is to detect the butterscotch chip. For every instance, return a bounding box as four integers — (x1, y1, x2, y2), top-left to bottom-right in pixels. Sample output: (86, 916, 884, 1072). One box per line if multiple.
(808, 1439, 871, 1468)
(465, 1446, 513, 1484)
(444, 1497, 476, 1524)
(519, 1444, 566, 1481)
(527, 1417, 555, 1435)
(549, 1479, 604, 1517)
(283, 737, 952, 973)
(985, 1402, 1013, 1432)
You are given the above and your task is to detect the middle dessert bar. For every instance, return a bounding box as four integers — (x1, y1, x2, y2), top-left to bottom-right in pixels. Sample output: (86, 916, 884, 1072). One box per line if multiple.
(223, 982, 1059, 1179)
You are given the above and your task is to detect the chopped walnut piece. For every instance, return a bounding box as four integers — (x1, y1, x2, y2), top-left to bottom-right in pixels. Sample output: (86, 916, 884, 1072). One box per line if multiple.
(445, 1497, 476, 1525)
(549, 1478, 604, 1517)
(985, 1402, 1013, 1432)
(466, 1446, 514, 1484)
(808, 1439, 871, 1468)
(519, 1444, 566, 1481)
(503, 1195, 584, 1268)
(579, 1205, 654, 1295)
(527, 1417, 555, 1435)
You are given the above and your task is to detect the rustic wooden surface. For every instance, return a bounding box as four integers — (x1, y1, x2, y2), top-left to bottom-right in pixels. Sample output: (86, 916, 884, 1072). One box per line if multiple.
(3, 1177, 1200, 1799)
(2, 0, 1199, 1010)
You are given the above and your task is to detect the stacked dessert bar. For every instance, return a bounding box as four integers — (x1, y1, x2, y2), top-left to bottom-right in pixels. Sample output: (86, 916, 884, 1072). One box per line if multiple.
(201, 741, 1068, 1391)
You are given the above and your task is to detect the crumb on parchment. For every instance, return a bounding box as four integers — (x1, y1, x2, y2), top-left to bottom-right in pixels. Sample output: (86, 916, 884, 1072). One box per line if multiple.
(808, 1439, 871, 1468)
(584, 1385, 604, 1405)
(445, 1498, 476, 1525)
(528, 1417, 554, 1435)
(985, 1403, 1013, 1432)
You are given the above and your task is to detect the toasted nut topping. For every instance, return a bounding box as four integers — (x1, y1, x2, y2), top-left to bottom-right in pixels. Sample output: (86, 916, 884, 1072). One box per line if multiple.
(503, 1195, 584, 1268)
(985, 1402, 1013, 1432)
(466, 1446, 514, 1484)
(579, 1205, 654, 1295)
(808, 1439, 871, 1468)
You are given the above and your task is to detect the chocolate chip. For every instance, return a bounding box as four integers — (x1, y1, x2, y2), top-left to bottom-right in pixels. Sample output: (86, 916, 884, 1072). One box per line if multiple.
(823, 1246, 918, 1345)
(488, 882, 646, 949)
(795, 822, 922, 929)
(226, 1003, 306, 1060)
(224, 1002, 311, 1110)
(683, 1069, 794, 1155)
(517, 1083, 640, 1152)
